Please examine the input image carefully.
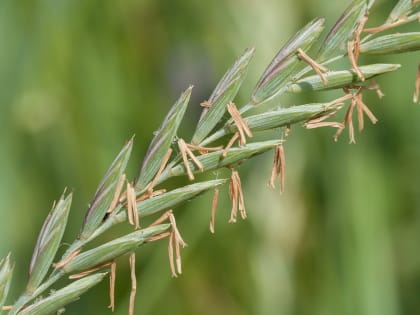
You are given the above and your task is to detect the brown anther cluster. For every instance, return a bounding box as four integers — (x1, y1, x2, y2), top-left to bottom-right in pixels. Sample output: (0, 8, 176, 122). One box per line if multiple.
(228, 169, 246, 223)
(150, 210, 187, 277)
(297, 48, 329, 85)
(334, 86, 378, 143)
(268, 143, 286, 193)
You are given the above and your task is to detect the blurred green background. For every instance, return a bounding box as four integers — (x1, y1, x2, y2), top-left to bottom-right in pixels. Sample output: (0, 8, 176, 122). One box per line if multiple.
(0, 0, 419, 314)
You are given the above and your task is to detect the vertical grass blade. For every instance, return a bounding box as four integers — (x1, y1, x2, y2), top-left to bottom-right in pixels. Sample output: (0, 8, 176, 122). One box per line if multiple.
(317, 0, 374, 62)
(80, 138, 133, 239)
(26, 193, 72, 294)
(18, 273, 107, 315)
(0, 254, 14, 312)
(251, 17, 325, 105)
(191, 48, 255, 145)
(137, 87, 192, 188)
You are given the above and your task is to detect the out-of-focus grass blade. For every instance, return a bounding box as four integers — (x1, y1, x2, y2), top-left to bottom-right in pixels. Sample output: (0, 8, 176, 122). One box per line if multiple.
(317, 0, 374, 62)
(387, 0, 417, 23)
(62, 225, 169, 275)
(26, 193, 72, 294)
(80, 138, 133, 240)
(251, 18, 325, 105)
(0, 254, 14, 312)
(137, 87, 192, 188)
(18, 273, 107, 315)
(191, 48, 255, 145)
(360, 33, 420, 54)
(170, 140, 281, 177)
(287, 64, 400, 92)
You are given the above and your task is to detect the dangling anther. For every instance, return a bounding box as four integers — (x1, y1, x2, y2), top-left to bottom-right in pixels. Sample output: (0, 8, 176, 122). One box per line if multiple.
(178, 138, 204, 180)
(297, 48, 329, 85)
(228, 169, 246, 223)
(227, 102, 252, 146)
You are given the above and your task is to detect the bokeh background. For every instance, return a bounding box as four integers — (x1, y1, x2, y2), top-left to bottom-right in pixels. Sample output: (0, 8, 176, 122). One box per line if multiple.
(0, 0, 419, 314)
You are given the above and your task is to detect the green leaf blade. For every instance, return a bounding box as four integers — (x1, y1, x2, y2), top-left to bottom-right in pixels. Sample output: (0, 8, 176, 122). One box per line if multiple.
(191, 48, 255, 145)
(137, 87, 192, 188)
(26, 193, 72, 294)
(251, 17, 325, 105)
(80, 138, 133, 239)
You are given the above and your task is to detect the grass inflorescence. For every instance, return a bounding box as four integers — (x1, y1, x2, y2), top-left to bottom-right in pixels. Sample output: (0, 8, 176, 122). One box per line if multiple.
(1, 0, 420, 314)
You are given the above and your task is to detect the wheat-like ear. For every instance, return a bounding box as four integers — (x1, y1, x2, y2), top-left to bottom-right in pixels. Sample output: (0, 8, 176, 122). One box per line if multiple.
(4, 0, 420, 314)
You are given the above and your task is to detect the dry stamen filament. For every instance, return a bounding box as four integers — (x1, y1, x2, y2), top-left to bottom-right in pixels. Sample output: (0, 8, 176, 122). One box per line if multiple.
(178, 138, 204, 181)
(268, 144, 286, 193)
(297, 48, 329, 85)
(228, 170, 246, 223)
(129, 253, 137, 315)
(227, 102, 252, 146)
(209, 188, 220, 234)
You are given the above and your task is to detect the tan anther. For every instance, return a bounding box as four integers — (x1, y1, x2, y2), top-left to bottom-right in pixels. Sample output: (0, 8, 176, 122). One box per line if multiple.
(129, 253, 137, 315)
(297, 48, 329, 85)
(126, 182, 140, 229)
(147, 148, 172, 194)
(353, 14, 369, 60)
(106, 174, 126, 214)
(151, 210, 187, 277)
(209, 188, 220, 234)
(228, 170, 246, 223)
(185, 143, 223, 155)
(53, 248, 82, 269)
(69, 261, 113, 280)
(222, 132, 240, 157)
(227, 102, 252, 146)
(268, 143, 286, 193)
(178, 138, 204, 181)
(348, 41, 364, 81)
